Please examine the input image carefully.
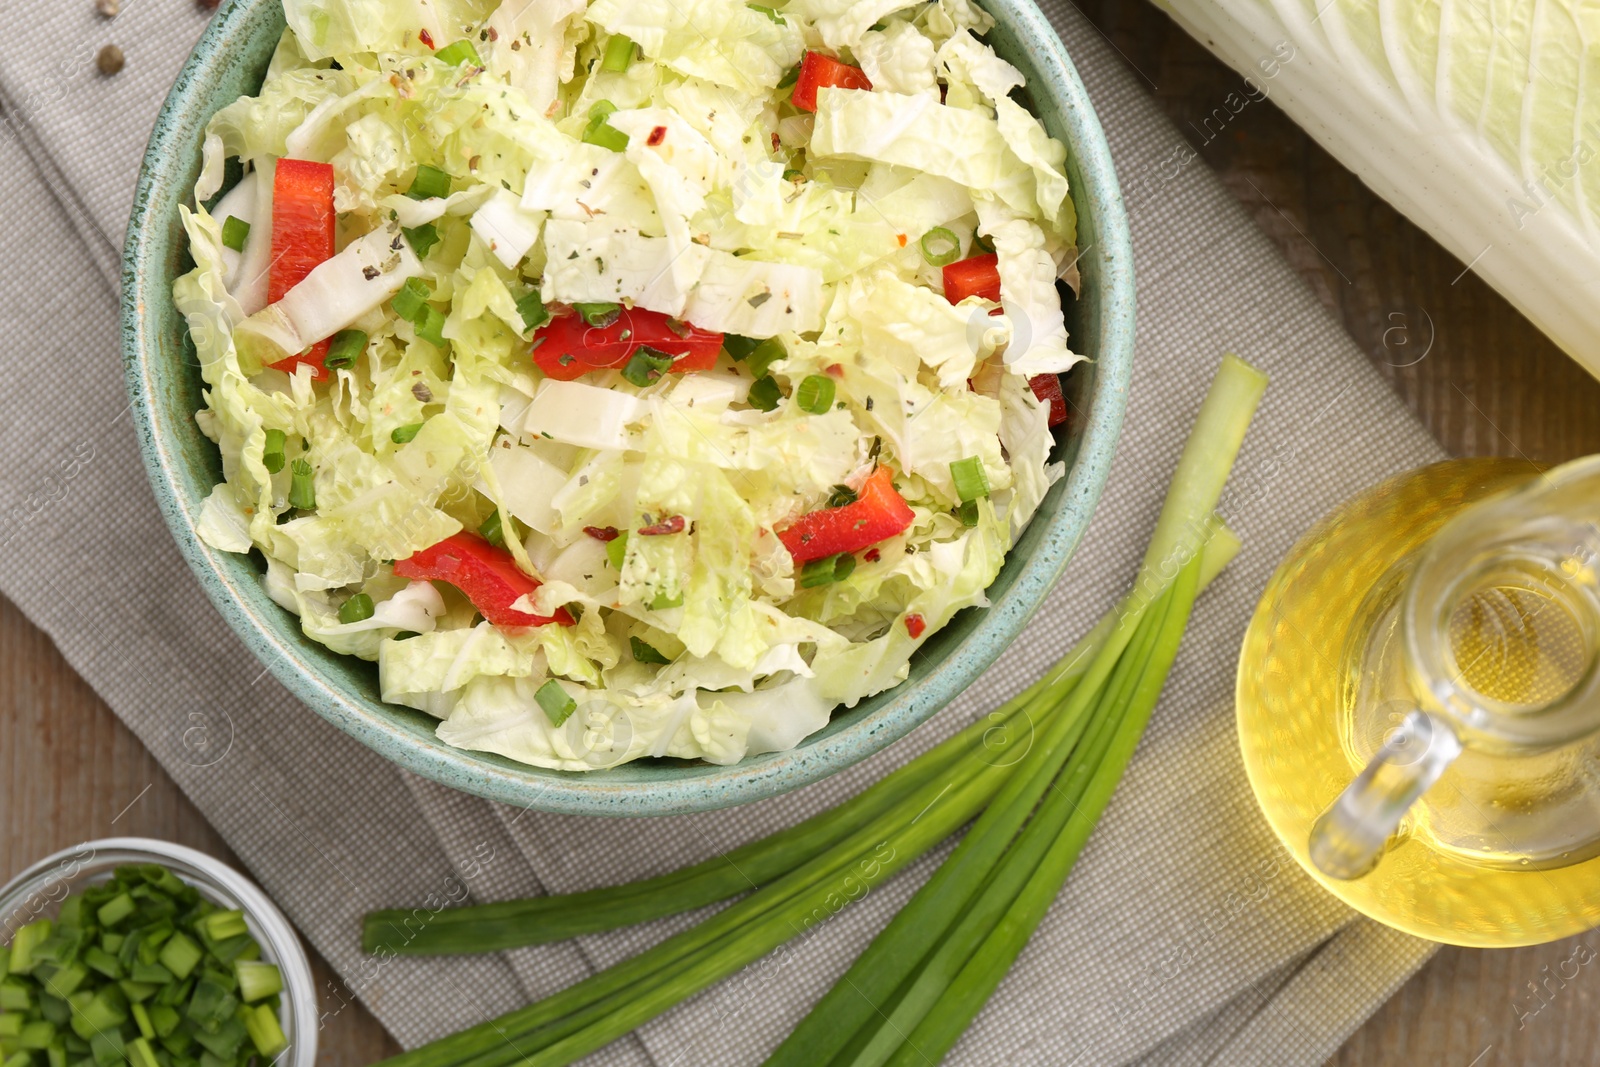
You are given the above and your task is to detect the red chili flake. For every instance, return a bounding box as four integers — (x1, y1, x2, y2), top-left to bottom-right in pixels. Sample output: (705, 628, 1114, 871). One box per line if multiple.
(771, 132, 782, 152)
(896, 234, 908, 248)
(638, 515, 686, 536)
(824, 363, 844, 378)
(647, 125, 668, 147)
(583, 525, 620, 542)
(864, 548, 881, 563)
(904, 613, 927, 639)
(419, 28, 435, 48)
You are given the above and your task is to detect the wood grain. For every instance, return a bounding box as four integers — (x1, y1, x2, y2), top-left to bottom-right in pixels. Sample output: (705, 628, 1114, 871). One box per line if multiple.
(0, 592, 401, 1066)
(5, 3, 1600, 1065)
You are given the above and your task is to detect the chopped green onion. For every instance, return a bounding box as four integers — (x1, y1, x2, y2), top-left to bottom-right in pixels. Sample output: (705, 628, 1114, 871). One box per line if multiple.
(795, 375, 836, 414)
(135, 953, 169, 979)
(516, 289, 549, 332)
(583, 121, 630, 153)
(402, 222, 440, 258)
(0, 980, 30, 1011)
(190, 1015, 247, 1059)
(154, 933, 201, 981)
(183, 975, 236, 1031)
(80, 988, 127, 1032)
(722, 334, 760, 361)
(606, 531, 630, 571)
(783, 168, 806, 182)
(648, 591, 685, 611)
(288, 459, 316, 510)
(56, 896, 86, 929)
(432, 39, 482, 67)
(800, 552, 856, 588)
(949, 456, 990, 502)
(42, 966, 87, 1000)
(414, 304, 448, 348)
(535, 679, 577, 727)
(261, 428, 287, 474)
(920, 226, 961, 267)
(392, 277, 431, 321)
(575, 301, 621, 328)
(601, 33, 635, 72)
(957, 499, 980, 527)
(778, 63, 801, 90)
(747, 338, 786, 377)
(972, 230, 995, 254)
(81, 947, 120, 981)
(825, 484, 858, 508)
(129, 1002, 154, 1040)
(630, 636, 670, 665)
(87, 1031, 124, 1067)
(621, 347, 674, 387)
(478, 510, 506, 548)
(234, 962, 282, 1004)
(323, 328, 369, 371)
(18, 1020, 54, 1050)
(391, 422, 424, 444)
(582, 102, 630, 152)
(406, 163, 451, 200)
(750, 3, 787, 23)
(746, 375, 782, 412)
(199, 912, 249, 944)
(338, 593, 375, 625)
(125, 1036, 159, 1067)
(146, 1004, 180, 1039)
(219, 216, 250, 253)
(96, 895, 135, 928)
(243, 1003, 288, 1058)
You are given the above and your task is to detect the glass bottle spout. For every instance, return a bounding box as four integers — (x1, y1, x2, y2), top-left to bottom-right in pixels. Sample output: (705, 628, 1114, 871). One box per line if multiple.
(1309, 709, 1462, 879)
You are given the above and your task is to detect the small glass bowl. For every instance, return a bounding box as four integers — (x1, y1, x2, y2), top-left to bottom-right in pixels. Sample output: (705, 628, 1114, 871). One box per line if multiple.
(0, 837, 317, 1066)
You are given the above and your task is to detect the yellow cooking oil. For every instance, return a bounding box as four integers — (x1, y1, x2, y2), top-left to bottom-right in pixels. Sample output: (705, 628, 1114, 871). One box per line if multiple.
(1237, 457, 1600, 947)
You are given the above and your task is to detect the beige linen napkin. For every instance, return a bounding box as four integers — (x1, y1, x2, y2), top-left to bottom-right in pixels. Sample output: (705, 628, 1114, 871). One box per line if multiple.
(0, 0, 1440, 1062)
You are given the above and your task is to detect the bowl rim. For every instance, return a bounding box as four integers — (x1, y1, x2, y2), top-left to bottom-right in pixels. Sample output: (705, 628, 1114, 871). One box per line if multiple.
(121, 0, 1134, 817)
(0, 836, 318, 1067)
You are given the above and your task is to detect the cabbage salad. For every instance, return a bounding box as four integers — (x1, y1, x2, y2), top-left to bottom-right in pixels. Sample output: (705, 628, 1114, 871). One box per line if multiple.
(177, 0, 1083, 771)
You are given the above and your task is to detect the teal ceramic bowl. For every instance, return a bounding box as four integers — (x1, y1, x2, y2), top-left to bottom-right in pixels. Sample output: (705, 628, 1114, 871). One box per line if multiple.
(122, 0, 1134, 817)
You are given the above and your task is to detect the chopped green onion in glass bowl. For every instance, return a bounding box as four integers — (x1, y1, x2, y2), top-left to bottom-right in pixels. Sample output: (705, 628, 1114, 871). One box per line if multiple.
(0, 839, 316, 1067)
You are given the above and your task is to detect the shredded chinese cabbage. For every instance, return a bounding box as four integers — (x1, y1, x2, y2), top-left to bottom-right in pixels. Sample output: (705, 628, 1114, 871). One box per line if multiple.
(178, 0, 1083, 771)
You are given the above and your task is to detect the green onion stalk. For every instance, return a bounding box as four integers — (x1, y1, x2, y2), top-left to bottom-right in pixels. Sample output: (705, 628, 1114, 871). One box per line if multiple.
(369, 354, 1268, 1067)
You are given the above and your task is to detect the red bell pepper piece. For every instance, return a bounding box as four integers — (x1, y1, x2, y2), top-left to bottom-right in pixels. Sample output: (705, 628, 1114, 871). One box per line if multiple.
(268, 158, 337, 379)
(393, 532, 574, 628)
(1028, 373, 1070, 427)
(942, 253, 1002, 305)
(778, 466, 915, 565)
(791, 52, 873, 113)
(532, 308, 724, 381)
(904, 613, 927, 639)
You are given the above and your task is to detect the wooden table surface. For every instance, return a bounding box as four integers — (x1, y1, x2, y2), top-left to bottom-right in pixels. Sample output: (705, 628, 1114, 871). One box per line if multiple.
(6, 3, 1600, 1064)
